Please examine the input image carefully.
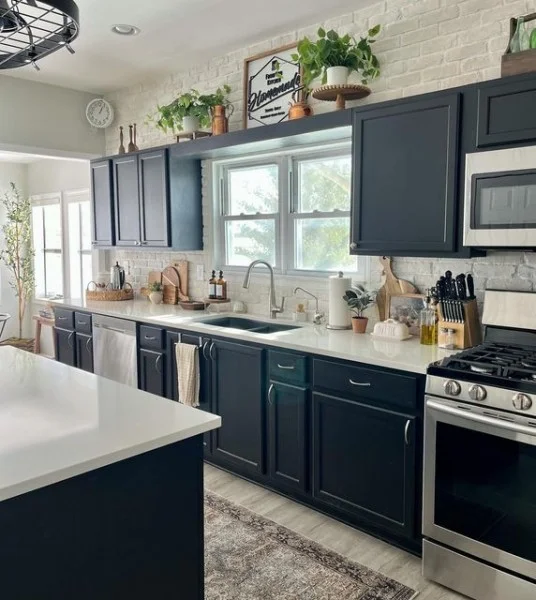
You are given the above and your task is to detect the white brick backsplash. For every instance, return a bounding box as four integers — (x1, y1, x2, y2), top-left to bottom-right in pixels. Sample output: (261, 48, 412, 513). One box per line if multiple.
(103, 0, 531, 319)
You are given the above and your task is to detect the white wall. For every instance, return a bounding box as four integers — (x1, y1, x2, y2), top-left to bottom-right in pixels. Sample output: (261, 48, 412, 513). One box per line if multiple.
(0, 164, 29, 340)
(0, 76, 105, 158)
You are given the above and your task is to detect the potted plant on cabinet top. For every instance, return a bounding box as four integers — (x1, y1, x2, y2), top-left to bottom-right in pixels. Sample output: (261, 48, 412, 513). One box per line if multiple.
(199, 85, 233, 135)
(0, 183, 35, 347)
(343, 285, 376, 334)
(292, 25, 381, 89)
(151, 89, 211, 136)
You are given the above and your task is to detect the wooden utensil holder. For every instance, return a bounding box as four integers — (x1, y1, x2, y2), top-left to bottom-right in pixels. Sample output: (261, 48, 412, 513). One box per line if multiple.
(437, 299, 482, 350)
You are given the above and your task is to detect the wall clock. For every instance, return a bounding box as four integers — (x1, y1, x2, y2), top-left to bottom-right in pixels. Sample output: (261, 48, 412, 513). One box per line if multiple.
(86, 98, 115, 129)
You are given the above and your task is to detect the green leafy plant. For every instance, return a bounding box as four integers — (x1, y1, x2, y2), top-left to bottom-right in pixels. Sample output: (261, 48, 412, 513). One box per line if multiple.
(343, 285, 376, 319)
(0, 183, 35, 338)
(291, 25, 381, 90)
(148, 282, 163, 292)
(150, 85, 233, 133)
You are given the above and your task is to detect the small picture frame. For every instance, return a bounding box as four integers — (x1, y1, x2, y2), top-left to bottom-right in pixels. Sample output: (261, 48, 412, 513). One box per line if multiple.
(243, 43, 303, 129)
(389, 293, 426, 336)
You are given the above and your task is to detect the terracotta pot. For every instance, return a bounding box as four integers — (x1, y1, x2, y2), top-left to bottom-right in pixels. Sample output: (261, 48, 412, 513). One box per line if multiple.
(289, 101, 313, 120)
(351, 316, 368, 334)
(211, 105, 228, 135)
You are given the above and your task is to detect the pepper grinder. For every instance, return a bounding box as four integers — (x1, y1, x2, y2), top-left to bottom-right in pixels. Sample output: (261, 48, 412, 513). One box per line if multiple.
(118, 126, 126, 154)
(127, 125, 136, 152)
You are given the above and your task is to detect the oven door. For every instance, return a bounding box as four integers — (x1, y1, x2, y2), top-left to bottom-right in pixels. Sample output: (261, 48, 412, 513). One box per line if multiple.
(423, 396, 536, 580)
(464, 147, 536, 247)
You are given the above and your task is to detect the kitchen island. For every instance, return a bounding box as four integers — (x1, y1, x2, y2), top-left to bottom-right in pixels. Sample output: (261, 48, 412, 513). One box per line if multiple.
(0, 346, 221, 600)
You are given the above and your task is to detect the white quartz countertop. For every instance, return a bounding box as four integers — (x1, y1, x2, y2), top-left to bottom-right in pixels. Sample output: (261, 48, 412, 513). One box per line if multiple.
(0, 347, 221, 502)
(51, 298, 453, 374)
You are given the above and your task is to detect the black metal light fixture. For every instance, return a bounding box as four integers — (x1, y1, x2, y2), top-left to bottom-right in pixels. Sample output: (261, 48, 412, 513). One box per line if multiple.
(0, 0, 79, 70)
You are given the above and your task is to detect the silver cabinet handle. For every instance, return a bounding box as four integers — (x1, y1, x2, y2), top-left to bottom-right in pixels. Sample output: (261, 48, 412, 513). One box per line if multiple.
(155, 354, 162, 374)
(86, 337, 92, 353)
(277, 364, 295, 370)
(67, 331, 74, 348)
(209, 342, 216, 361)
(404, 419, 411, 445)
(349, 379, 371, 387)
(57, 316, 67, 321)
(202, 340, 210, 360)
(144, 335, 157, 341)
(268, 383, 275, 405)
(77, 320, 88, 326)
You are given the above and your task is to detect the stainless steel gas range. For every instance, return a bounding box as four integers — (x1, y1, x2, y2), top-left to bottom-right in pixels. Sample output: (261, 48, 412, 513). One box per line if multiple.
(423, 290, 536, 600)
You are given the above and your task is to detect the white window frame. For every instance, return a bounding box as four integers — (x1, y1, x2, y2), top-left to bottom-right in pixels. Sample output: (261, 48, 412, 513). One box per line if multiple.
(64, 189, 92, 300)
(31, 188, 94, 301)
(212, 142, 369, 281)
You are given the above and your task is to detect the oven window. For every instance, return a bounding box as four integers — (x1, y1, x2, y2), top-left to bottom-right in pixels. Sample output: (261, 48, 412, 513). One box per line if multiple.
(435, 422, 536, 563)
(472, 171, 536, 229)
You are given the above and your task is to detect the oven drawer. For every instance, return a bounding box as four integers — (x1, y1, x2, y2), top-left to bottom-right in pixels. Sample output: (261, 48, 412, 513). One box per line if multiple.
(313, 358, 418, 411)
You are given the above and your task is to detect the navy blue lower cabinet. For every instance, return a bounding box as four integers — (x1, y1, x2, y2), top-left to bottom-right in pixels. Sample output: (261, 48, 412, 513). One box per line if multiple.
(312, 392, 417, 540)
(268, 381, 309, 493)
(54, 327, 76, 367)
(138, 348, 166, 397)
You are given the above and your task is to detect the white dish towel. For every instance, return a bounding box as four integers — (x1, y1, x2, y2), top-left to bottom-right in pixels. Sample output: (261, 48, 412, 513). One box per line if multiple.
(175, 342, 200, 408)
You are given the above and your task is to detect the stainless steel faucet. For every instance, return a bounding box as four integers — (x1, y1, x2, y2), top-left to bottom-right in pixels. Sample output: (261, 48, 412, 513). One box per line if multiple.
(243, 260, 285, 319)
(294, 287, 325, 325)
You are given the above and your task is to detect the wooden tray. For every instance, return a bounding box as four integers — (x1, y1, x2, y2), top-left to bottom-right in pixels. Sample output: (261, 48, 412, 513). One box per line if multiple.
(502, 13, 536, 77)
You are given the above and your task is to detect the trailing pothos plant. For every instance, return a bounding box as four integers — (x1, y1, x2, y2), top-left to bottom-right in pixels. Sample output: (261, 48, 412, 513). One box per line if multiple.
(0, 183, 35, 339)
(292, 25, 381, 91)
(150, 85, 233, 133)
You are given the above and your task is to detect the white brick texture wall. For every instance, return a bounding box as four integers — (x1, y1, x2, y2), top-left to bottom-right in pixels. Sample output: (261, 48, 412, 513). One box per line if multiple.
(105, 0, 536, 321)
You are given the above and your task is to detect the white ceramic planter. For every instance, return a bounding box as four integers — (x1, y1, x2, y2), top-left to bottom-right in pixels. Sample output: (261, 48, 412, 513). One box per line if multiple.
(181, 116, 200, 133)
(326, 66, 349, 86)
(149, 291, 163, 305)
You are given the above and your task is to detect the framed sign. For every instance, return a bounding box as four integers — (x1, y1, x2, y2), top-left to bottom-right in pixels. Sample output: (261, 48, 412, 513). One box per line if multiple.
(243, 43, 303, 129)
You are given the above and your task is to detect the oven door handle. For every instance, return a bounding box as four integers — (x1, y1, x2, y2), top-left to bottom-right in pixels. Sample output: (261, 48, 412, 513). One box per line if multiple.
(427, 399, 536, 438)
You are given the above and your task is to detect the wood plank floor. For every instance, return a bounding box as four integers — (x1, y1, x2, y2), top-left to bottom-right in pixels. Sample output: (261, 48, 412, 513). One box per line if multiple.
(204, 464, 467, 600)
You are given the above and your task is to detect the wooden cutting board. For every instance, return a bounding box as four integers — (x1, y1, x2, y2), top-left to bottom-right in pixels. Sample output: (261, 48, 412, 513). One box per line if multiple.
(162, 261, 189, 302)
(376, 256, 419, 321)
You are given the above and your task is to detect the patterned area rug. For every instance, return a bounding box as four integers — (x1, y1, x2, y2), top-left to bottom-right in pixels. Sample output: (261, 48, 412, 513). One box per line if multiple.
(205, 492, 418, 600)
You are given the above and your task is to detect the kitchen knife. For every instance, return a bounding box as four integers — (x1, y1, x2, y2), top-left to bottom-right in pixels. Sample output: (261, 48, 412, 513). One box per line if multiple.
(467, 274, 475, 300)
(456, 274, 467, 301)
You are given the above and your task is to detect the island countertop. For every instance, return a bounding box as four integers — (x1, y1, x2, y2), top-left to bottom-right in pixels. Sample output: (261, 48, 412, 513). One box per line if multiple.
(0, 346, 221, 502)
(50, 298, 454, 374)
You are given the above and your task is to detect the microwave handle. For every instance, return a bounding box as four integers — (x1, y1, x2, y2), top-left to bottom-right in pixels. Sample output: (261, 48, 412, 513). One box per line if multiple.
(427, 398, 536, 438)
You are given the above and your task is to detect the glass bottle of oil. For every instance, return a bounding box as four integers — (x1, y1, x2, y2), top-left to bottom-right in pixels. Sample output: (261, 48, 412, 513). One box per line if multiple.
(420, 295, 437, 346)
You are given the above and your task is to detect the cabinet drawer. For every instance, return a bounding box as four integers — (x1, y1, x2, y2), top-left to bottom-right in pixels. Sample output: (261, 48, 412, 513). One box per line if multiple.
(269, 351, 307, 385)
(313, 359, 417, 411)
(139, 325, 165, 350)
(74, 312, 92, 334)
(54, 308, 74, 329)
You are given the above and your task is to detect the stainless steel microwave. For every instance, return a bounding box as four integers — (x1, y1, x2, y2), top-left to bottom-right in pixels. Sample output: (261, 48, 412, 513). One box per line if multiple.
(464, 146, 536, 247)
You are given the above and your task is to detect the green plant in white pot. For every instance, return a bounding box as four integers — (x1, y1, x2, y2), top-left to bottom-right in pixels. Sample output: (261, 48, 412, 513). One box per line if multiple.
(292, 25, 381, 90)
(151, 89, 211, 135)
(148, 282, 163, 305)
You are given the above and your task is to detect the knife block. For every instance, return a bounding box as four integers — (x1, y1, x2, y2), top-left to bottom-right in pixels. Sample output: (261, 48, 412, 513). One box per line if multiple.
(437, 299, 482, 350)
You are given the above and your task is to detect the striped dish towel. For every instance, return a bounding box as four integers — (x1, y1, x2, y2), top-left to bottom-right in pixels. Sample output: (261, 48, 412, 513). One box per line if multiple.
(175, 343, 200, 408)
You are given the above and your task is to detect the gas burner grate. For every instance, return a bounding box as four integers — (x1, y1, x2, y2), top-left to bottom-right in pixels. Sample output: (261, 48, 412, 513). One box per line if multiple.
(0, 0, 79, 70)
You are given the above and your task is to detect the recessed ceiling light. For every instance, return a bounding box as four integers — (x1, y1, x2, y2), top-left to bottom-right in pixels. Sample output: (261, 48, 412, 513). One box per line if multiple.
(111, 24, 140, 36)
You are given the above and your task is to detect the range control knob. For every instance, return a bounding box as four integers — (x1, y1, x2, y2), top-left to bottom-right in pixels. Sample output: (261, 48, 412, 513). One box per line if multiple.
(468, 384, 487, 402)
(443, 380, 462, 397)
(512, 393, 533, 411)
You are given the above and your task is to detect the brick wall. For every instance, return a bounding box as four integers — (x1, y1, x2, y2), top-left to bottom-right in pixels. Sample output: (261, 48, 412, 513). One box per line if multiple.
(105, 0, 536, 322)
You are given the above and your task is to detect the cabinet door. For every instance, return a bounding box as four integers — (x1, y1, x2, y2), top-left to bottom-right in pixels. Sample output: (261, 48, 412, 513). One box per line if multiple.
(268, 382, 308, 493)
(139, 348, 165, 397)
(90, 160, 114, 247)
(352, 94, 460, 255)
(139, 150, 170, 247)
(54, 327, 76, 367)
(477, 78, 536, 148)
(75, 333, 94, 373)
(166, 331, 212, 454)
(211, 339, 265, 477)
(113, 155, 140, 246)
(312, 392, 416, 539)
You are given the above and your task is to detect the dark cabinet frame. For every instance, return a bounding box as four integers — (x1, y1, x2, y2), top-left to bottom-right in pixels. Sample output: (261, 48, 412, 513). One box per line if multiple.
(90, 160, 114, 247)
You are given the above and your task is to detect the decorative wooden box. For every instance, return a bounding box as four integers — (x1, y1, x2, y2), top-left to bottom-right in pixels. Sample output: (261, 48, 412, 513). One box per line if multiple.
(502, 13, 536, 77)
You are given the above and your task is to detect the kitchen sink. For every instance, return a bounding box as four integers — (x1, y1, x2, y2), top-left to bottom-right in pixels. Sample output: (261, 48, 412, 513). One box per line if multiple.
(197, 316, 299, 334)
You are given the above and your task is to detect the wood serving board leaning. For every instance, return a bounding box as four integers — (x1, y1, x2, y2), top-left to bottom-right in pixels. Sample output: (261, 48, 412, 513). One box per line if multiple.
(376, 256, 418, 321)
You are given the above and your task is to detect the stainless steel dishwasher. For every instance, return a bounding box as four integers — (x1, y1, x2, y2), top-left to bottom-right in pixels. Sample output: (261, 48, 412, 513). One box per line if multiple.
(92, 315, 137, 387)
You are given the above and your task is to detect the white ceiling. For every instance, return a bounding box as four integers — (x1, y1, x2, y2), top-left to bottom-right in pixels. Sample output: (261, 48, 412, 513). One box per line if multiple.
(0, 150, 85, 163)
(1, 0, 370, 94)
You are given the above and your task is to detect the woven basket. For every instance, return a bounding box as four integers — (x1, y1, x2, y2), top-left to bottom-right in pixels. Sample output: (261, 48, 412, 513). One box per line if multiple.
(86, 282, 134, 302)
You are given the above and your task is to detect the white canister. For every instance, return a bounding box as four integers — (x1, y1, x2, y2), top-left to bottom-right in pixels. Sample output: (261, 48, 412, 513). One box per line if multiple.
(326, 66, 349, 86)
(327, 271, 352, 330)
(181, 115, 200, 133)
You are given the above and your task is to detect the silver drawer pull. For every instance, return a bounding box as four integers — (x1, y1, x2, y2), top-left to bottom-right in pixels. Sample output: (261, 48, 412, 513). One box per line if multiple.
(277, 364, 295, 370)
(144, 335, 157, 341)
(349, 379, 371, 387)
(57, 316, 67, 321)
(77, 320, 88, 326)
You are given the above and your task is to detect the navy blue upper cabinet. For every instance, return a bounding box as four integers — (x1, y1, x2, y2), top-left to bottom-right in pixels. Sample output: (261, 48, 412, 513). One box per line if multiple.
(139, 150, 170, 247)
(477, 77, 536, 148)
(90, 160, 114, 247)
(351, 93, 461, 256)
(113, 154, 141, 246)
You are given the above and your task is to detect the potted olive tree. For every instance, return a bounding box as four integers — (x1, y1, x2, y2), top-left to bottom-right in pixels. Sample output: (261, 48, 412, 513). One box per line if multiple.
(0, 183, 34, 345)
(292, 25, 381, 89)
(343, 285, 376, 334)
